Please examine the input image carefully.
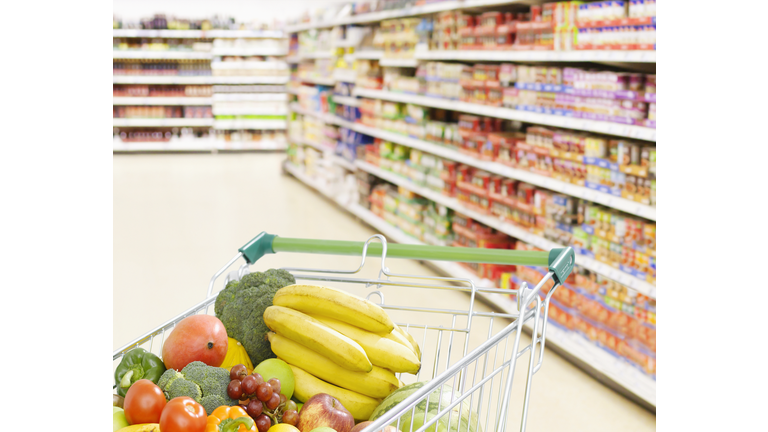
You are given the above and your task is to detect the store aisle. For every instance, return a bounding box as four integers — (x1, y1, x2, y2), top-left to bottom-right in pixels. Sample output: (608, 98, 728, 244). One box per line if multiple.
(114, 153, 655, 431)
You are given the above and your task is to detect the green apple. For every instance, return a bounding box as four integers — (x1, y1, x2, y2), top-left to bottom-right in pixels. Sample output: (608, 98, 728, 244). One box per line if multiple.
(253, 358, 295, 399)
(309, 428, 337, 432)
(113, 406, 129, 432)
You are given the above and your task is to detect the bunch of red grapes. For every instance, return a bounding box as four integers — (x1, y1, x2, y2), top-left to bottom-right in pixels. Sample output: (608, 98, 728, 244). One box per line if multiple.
(227, 364, 300, 431)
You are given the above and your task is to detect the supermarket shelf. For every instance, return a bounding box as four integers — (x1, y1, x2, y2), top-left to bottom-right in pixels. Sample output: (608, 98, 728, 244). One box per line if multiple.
(414, 49, 656, 63)
(113, 140, 287, 152)
(212, 119, 287, 130)
(210, 47, 288, 56)
(212, 93, 288, 102)
(113, 75, 289, 84)
(287, 103, 656, 221)
(355, 160, 656, 298)
(379, 57, 420, 68)
(113, 140, 214, 152)
(212, 107, 289, 116)
(211, 61, 288, 70)
(112, 50, 212, 59)
(113, 29, 285, 38)
(113, 118, 214, 127)
(332, 95, 360, 107)
(112, 97, 212, 106)
(285, 0, 529, 32)
(349, 124, 656, 221)
(353, 88, 657, 142)
(284, 162, 655, 407)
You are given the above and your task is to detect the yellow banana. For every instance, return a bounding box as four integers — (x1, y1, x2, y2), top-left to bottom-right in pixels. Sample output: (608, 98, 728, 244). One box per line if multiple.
(273, 284, 394, 333)
(393, 323, 422, 360)
(268, 332, 399, 399)
(116, 424, 161, 432)
(385, 325, 421, 361)
(263, 305, 372, 372)
(310, 314, 420, 374)
(289, 364, 382, 422)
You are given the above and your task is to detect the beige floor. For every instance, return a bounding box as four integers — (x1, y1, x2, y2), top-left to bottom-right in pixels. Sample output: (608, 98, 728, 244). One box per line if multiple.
(114, 152, 655, 431)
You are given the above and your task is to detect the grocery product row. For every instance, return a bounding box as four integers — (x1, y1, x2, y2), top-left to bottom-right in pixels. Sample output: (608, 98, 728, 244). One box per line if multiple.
(290, 1, 655, 57)
(288, 108, 655, 290)
(291, 82, 655, 218)
(112, 21, 290, 151)
(280, 158, 656, 407)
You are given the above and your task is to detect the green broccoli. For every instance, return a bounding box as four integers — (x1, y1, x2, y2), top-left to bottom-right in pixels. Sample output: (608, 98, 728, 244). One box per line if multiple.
(214, 268, 296, 366)
(156, 362, 237, 414)
(166, 376, 202, 401)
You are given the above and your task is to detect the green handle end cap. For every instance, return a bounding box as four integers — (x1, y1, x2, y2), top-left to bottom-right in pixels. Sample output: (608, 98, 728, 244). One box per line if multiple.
(239, 232, 277, 264)
(548, 247, 575, 285)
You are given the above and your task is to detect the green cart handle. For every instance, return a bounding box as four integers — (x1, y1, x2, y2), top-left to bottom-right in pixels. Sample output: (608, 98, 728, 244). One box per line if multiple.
(238, 232, 575, 285)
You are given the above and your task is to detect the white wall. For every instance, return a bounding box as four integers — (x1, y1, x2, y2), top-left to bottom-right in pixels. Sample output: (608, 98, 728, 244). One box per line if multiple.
(113, 0, 348, 27)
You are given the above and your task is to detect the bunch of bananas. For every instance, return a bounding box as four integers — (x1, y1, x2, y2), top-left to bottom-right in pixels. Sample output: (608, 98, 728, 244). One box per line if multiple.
(263, 284, 422, 421)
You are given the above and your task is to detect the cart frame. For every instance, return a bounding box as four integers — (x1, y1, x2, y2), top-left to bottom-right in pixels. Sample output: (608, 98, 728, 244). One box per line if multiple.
(113, 232, 574, 432)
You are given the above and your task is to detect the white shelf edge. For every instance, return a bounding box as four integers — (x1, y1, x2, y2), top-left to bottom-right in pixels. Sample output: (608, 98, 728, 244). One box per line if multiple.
(353, 88, 656, 142)
(113, 29, 285, 38)
(112, 50, 212, 59)
(113, 75, 289, 84)
(284, 163, 655, 406)
(379, 58, 420, 68)
(212, 93, 288, 102)
(212, 120, 287, 130)
(113, 118, 215, 127)
(351, 50, 384, 60)
(286, 103, 656, 221)
(414, 50, 656, 63)
(211, 49, 288, 56)
(354, 160, 656, 298)
(285, 0, 529, 32)
(212, 109, 289, 116)
(113, 97, 213, 106)
(296, 51, 334, 59)
(113, 141, 214, 152)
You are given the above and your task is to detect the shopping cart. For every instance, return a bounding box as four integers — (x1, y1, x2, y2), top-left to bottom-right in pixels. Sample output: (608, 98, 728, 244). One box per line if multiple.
(113, 232, 574, 432)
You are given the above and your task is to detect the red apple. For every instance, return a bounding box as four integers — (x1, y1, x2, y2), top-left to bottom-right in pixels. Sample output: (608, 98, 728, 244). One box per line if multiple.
(162, 315, 228, 370)
(297, 393, 355, 432)
(349, 421, 400, 432)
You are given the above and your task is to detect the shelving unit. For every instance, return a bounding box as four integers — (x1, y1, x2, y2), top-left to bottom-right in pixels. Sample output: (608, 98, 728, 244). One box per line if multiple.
(285, 2, 656, 407)
(353, 88, 656, 142)
(282, 160, 656, 408)
(113, 28, 290, 151)
(290, 103, 656, 220)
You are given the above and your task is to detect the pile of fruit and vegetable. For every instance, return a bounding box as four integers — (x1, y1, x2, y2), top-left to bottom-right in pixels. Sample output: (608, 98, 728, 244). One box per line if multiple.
(113, 269, 481, 432)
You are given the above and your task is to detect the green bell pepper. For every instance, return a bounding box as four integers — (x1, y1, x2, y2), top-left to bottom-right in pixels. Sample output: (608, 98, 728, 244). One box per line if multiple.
(114, 348, 166, 397)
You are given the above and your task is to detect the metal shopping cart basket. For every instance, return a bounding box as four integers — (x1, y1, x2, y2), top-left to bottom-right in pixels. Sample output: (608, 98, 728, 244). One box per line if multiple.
(113, 232, 574, 432)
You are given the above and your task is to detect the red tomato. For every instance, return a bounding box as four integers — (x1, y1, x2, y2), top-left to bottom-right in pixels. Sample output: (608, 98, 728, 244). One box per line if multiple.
(160, 397, 207, 432)
(162, 315, 228, 370)
(124, 379, 167, 425)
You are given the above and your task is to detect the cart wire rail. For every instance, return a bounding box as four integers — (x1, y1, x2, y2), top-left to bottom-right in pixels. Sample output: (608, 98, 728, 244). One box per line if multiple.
(113, 232, 574, 432)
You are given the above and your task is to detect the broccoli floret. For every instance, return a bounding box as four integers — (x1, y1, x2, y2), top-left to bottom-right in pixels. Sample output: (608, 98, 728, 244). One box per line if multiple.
(157, 363, 235, 412)
(200, 394, 232, 416)
(181, 361, 231, 398)
(215, 269, 295, 366)
(157, 369, 183, 390)
(166, 376, 202, 402)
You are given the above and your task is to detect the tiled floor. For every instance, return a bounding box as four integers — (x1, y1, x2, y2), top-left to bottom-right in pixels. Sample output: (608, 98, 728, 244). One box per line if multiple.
(114, 152, 655, 431)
